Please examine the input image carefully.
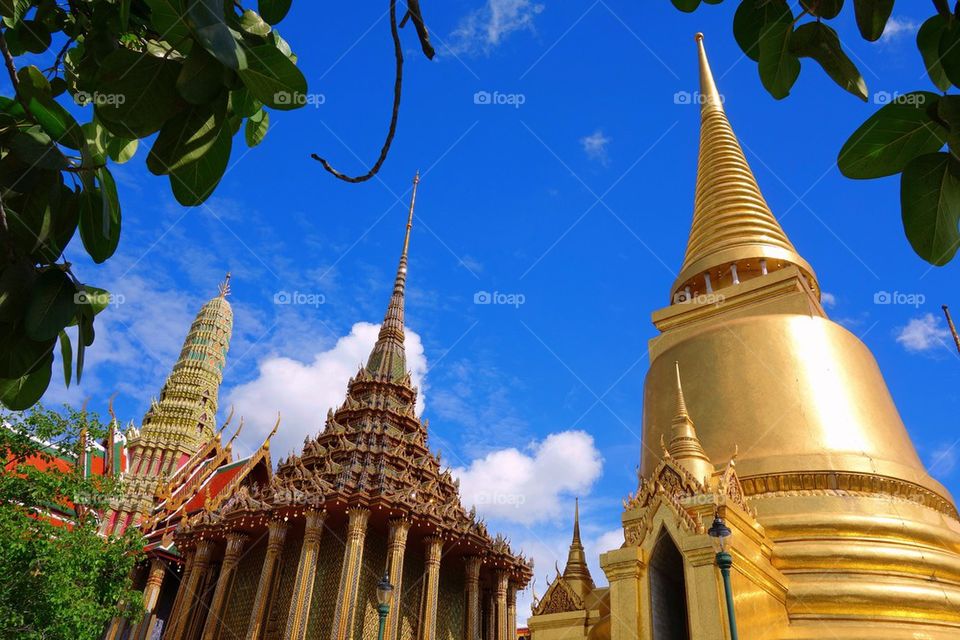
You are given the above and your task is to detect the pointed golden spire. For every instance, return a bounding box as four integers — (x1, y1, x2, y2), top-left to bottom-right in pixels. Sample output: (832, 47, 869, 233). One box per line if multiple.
(562, 497, 594, 589)
(666, 362, 714, 484)
(218, 272, 231, 298)
(672, 34, 818, 302)
(366, 172, 420, 381)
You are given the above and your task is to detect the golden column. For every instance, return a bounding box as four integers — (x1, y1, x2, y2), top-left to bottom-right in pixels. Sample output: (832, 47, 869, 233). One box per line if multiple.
(494, 571, 508, 640)
(165, 548, 196, 638)
(330, 507, 371, 640)
(383, 518, 411, 640)
(417, 536, 443, 640)
(284, 510, 328, 640)
(167, 540, 214, 640)
(506, 583, 516, 639)
(245, 520, 289, 640)
(142, 558, 167, 615)
(464, 556, 481, 640)
(200, 532, 248, 640)
(484, 591, 495, 640)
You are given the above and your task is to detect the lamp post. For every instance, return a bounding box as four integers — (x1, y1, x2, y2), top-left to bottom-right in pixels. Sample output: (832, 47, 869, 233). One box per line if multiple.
(708, 514, 738, 640)
(376, 573, 394, 640)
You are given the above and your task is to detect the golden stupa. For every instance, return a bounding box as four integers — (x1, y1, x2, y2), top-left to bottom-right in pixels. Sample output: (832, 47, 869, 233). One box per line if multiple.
(528, 35, 960, 640)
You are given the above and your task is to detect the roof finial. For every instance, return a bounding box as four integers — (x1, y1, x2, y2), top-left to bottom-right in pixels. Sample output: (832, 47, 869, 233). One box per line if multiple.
(218, 272, 232, 298)
(674, 361, 689, 419)
(672, 34, 818, 303)
(667, 362, 714, 484)
(572, 496, 582, 545)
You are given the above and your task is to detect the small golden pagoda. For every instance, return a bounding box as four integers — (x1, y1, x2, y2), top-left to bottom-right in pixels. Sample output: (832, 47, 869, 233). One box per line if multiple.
(529, 35, 960, 640)
(163, 174, 533, 640)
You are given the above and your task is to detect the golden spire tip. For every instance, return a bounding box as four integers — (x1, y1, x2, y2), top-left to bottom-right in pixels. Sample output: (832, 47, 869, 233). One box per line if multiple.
(695, 32, 704, 42)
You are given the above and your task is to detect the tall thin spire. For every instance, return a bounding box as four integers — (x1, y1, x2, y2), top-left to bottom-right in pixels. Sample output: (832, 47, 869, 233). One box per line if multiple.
(218, 272, 231, 298)
(665, 362, 713, 484)
(672, 34, 818, 302)
(366, 172, 420, 381)
(562, 498, 594, 588)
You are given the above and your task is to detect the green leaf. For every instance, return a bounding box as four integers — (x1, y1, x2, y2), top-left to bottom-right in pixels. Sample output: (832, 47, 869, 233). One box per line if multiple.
(757, 3, 799, 99)
(839, 92, 947, 179)
(144, 0, 192, 48)
(917, 15, 951, 92)
(176, 47, 225, 105)
(59, 330, 71, 387)
(0, 0, 29, 24)
(78, 170, 121, 263)
(239, 9, 271, 36)
(0, 323, 55, 378)
(95, 48, 183, 138)
(790, 22, 867, 101)
(9, 127, 67, 170)
(170, 126, 232, 206)
(25, 269, 77, 342)
(939, 20, 960, 88)
(800, 0, 843, 19)
(671, 0, 701, 12)
(733, 0, 765, 62)
(147, 98, 226, 175)
(0, 355, 52, 410)
(188, 0, 246, 70)
(229, 87, 261, 118)
(0, 259, 34, 323)
(7, 169, 60, 257)
(17, 20, 50, 54)
(237, 44, 307, 110)
(900, 152, 960, 265)
(18, 67, 84, 149)
(245, 109, 269, 147)
(853, 0, 894, 42)
(106, 136, 138, 164)
(259, 0, 292, 24)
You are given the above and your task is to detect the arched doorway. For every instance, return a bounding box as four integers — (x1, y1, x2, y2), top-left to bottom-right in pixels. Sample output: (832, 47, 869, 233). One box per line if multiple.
(649, 530, 690, 640)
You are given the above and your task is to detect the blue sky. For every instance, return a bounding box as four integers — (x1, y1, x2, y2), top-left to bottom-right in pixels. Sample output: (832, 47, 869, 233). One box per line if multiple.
(26, 0, 960, 619)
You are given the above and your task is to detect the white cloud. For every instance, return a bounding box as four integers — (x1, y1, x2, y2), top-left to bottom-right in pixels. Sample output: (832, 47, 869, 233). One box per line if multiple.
(896, 313, 950, 353)
(580, 130, 611, 165)
(225, 322, 427, 459)
(880, 16, 920, 44)
(821, 292, 837, 308)
(926, 441, 959, 479)
(447, 0, 544, 56)
(452, 430, 603, 525)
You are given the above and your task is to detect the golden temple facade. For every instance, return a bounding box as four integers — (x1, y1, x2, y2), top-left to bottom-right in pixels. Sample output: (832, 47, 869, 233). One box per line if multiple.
(529, 35, 960, 640)
(150, 174, 533, 640)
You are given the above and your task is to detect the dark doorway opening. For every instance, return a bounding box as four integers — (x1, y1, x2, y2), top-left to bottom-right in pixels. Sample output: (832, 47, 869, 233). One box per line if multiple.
(649, 530, 691, 640)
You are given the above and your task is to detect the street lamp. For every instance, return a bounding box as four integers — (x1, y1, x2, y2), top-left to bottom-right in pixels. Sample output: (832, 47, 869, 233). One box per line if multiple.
(708, 514, 738, 640)
(376, 573, 394, 640)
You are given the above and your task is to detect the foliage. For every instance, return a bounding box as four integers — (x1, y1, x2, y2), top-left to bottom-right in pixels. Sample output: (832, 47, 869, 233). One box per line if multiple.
(0, 0, 309, 411)
(0, 404, 144, 639)
(672, 0, 960, 268)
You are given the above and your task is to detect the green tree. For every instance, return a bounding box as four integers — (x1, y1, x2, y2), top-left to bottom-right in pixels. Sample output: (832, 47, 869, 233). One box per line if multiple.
(672, 0, 960, 269)
(0, 404, 144, 639)
(0, 1, 434, 411)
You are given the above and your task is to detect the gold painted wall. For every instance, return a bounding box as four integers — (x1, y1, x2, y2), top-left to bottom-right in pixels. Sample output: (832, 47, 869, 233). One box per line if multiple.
(353, 528, 389, 640)
(219, 538, 266, 639)
(263, 528, 304, 640)
(436, 561, 466, 640)
(399, 540, 425, 640)
(305, 521, 347, 639)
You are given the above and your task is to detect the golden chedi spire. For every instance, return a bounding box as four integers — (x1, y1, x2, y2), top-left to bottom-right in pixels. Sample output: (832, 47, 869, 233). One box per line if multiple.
(664, 362, 713, 484)
(138, 274, 233, 460)
(673, 34, 818, 303)
(366, 171, 419, 381)
(562, 498, 595, 592)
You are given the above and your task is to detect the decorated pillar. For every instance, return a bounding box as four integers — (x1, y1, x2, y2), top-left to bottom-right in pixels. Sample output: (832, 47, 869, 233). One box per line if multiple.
(494, 571, 508, 640)
(168, 540, 214, 640)
(383, 518, 411, 640)
(142, 558, 167, 614)
(464, 557, 481, 640)
(484, 591, 495, 640)
(418, 535, 443, 640)
(506, 583, 516, 639)
(200, 532, 248, 640)
(330, 507, 371, 640)
(245, 520, 289, 640)
(285, 510, 328, 640)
